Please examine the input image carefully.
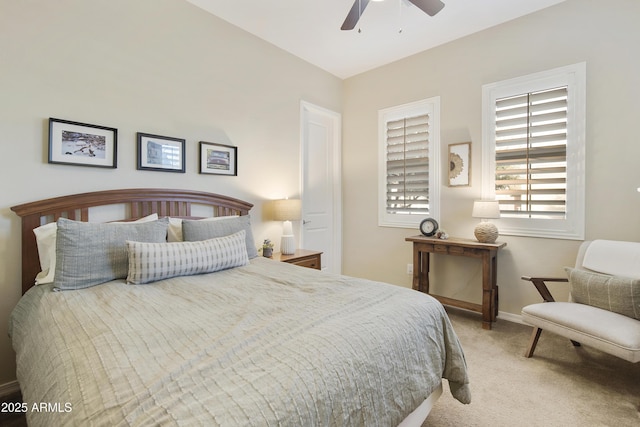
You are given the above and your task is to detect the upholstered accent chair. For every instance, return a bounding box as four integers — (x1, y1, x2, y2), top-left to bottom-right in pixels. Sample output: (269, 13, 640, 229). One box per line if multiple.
(521, 240, 640, 363)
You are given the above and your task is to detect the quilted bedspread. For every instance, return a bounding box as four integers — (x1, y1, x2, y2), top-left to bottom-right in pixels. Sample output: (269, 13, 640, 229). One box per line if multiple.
(10, 258, 470, 426)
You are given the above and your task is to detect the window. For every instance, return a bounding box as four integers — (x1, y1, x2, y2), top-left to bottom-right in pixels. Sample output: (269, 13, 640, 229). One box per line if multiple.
(482, 63, 586, 239)
(378, 97, 440, 228)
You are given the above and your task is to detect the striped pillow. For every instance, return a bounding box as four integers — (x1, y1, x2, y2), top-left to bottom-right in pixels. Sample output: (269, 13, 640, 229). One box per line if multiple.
(566, 267, 640, 320)
(126, 230, 249, 284)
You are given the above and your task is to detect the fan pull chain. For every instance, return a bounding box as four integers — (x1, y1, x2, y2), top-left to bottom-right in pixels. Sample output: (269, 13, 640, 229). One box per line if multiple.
(398, 0, 403, 33)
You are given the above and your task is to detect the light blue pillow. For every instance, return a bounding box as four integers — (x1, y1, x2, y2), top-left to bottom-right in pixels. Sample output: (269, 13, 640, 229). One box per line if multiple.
(53, 218, 169, 290)
(182, 215, 258, 258)
(126, 230, 249, 284)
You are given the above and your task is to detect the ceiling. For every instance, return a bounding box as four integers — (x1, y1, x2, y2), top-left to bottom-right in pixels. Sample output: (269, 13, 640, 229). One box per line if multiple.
(185, 0, 566, 79)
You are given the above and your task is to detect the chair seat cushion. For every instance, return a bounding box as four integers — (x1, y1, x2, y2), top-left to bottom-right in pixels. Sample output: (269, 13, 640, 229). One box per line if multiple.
(522, 302, 640, 363)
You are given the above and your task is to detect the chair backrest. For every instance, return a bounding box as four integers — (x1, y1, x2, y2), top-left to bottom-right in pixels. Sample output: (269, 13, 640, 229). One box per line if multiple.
(575, 240, 640, 279)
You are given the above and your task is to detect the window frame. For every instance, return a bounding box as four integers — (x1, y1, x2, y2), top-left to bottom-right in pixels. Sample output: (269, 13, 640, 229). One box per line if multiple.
(481, 63, 586, 240)
(378, 97, 440, 228)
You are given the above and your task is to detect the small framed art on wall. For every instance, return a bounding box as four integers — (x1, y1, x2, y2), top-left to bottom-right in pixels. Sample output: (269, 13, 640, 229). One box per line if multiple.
(48, 118, 117, 168)
(448, 142, 471, 187)
(199, 141, 237, 176)
(137, 132, 186, 173)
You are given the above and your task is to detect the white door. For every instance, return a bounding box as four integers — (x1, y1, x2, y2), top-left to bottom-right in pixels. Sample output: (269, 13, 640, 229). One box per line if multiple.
(300, 101, 342, 273)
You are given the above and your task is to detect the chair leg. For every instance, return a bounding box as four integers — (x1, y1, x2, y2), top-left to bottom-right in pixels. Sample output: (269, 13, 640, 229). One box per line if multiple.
(525, 327, 542, 358)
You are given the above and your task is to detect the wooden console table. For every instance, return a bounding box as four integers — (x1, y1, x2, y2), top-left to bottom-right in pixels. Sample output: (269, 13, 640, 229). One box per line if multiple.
(405, 235, 506, 330)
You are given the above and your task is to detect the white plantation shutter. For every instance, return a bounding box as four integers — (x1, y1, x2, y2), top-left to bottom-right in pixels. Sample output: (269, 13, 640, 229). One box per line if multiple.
(379, 97, 440, 228)
(495, 87, 568, 219)
(385, 114, 430, 215)
(482, 63, 586, 240)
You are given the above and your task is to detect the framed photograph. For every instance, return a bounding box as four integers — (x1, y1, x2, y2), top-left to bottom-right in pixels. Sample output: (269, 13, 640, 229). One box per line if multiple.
(448, 142, 471, 187)
(137, 132, 185, 173)
(199, 141, 237, 176)
(48, 118, 117, 168)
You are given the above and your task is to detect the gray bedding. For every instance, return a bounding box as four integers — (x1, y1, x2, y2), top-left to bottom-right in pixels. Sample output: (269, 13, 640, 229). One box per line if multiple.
(10, 257, 470, 426)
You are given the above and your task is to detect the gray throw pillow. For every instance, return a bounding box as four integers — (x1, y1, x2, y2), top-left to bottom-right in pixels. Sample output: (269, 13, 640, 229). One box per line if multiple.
(565, 267, 640, 320)
(182, 215, 258, 258)
(54, 217, 169, 290)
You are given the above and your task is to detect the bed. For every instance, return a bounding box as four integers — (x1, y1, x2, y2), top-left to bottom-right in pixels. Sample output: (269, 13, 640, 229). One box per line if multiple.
(9, 188, 470, 426)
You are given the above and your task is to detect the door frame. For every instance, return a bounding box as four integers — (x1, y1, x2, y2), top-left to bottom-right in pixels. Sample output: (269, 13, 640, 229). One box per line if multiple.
(299, 101, 342, 273)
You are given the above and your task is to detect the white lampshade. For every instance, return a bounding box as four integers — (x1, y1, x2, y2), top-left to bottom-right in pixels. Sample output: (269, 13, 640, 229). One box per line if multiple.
(472, 200, 500, 243)
(273, 199, 302, 221)
(273, 199, 301, 255)
(472, 200, 501, 219)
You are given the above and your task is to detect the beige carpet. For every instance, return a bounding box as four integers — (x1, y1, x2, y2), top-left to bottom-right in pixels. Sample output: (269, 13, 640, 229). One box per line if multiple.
(424, 307, 640, 427)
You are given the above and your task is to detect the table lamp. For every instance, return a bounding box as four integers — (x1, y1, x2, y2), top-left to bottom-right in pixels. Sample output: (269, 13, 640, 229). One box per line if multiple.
(472, 200, 500, 243)
(273, 198, 302, 255)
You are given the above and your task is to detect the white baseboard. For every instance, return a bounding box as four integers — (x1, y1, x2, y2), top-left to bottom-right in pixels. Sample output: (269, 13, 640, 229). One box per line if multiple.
(0, 381, 20, 399)
(445, 303, 526, 325)
(498, 311, 525, 325)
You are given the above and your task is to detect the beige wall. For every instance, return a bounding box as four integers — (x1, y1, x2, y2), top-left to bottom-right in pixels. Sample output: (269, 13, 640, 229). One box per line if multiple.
(0, 0, 342, 385)
(342, 0, 640, 314)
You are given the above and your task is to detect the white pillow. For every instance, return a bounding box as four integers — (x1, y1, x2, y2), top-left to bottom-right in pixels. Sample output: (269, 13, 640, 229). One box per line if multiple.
(125, 230, 249, 284)
(33, 222, 58, 285)
(33, 213, 159, 285)
(167, 215, 239, 242)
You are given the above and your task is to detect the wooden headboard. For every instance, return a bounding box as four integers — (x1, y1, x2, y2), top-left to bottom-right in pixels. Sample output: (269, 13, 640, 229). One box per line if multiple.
(10, 188, 254, 294)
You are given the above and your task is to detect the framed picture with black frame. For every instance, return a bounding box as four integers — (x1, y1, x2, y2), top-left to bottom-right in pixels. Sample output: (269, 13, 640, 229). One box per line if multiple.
(48, 118, 117, 168)
(137, 132, 186, 173)
(199, 141, 237, 176)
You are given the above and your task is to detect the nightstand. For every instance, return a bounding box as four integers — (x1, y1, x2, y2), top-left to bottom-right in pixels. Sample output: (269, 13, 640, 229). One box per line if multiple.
(272, 249, 322, 270)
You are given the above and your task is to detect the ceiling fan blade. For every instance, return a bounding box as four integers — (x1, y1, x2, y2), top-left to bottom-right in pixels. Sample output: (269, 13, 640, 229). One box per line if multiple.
(341, 0, 371, 31)
(407, 0, 445, 17)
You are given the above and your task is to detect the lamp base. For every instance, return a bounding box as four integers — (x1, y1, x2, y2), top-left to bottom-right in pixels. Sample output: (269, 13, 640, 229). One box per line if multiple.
(474, 222, 498, 243)
(281, 235, 296, 255)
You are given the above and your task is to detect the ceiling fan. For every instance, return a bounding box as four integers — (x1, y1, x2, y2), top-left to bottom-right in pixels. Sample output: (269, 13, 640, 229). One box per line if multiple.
(341, 0, 445, 31)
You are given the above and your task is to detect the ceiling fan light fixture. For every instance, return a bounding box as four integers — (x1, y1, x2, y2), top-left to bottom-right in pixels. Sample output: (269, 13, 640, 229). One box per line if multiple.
(341, 0, 444, 31)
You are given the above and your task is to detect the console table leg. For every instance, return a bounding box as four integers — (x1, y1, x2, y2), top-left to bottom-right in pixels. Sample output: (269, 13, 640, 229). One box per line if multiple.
(414, 251, 430, 293)
(481, 251, 498, 329)
(482, 288, 494, 330)
(412, 248, 420, 291)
